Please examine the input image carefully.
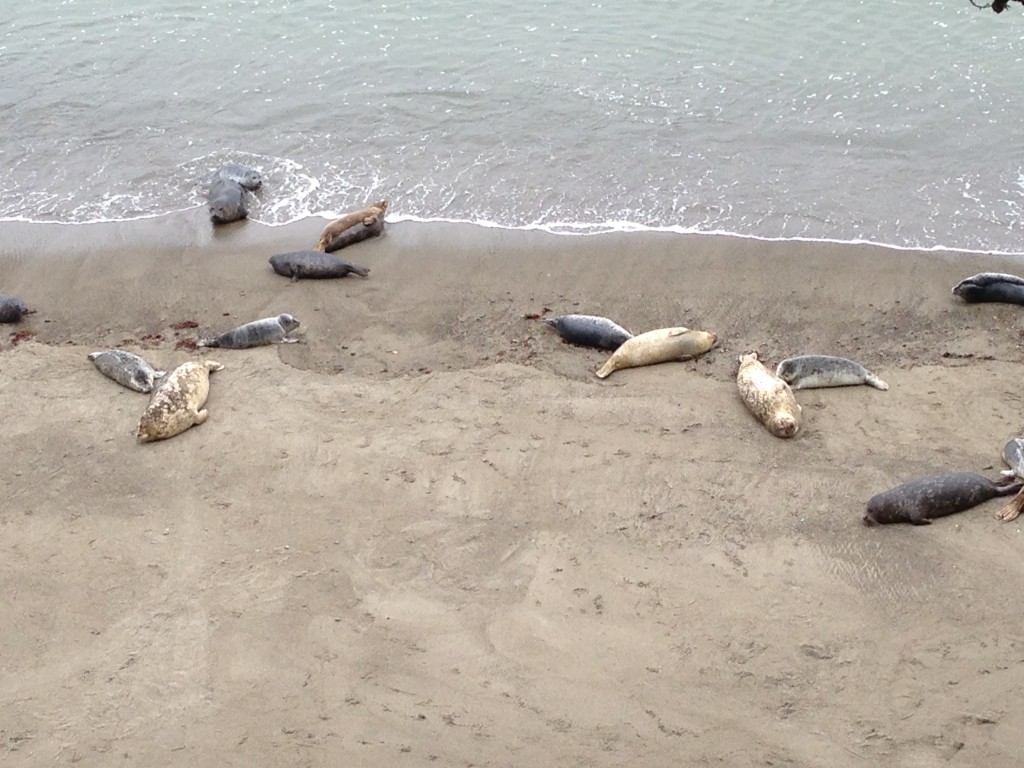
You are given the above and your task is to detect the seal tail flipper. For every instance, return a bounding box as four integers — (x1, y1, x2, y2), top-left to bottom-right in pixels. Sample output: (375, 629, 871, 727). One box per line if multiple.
(595, 360, 615, 379)
(349, 264, 371, 278)
(865, 373, 889, 391)
(995, 486, 1024, 522)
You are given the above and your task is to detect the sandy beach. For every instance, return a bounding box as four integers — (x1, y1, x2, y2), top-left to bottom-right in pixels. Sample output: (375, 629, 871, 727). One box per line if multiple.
(3, 214, 1024, 767)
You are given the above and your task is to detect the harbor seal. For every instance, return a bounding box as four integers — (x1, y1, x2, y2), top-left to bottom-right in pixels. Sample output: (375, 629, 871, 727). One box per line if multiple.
(775, 355, 889, 391)
(0, 294, 35, 323)
(269, 250, 371, 281)
(207, 177, 248, 224)
(321, 216, 385, 253)
(137, 360, 224, 442)
(543, 314, 633, 351)
(996, 438, 1024, 521)
(736, 352, 802, 438)
(315, 200, 389, 251)
(863, 472, 1021, 526)
(213, 163, 263, 192)
(198, 313, 300, 349)
(88, 349, 166, 393)
(595, 327, 717, 378)
(952, 272, 1024, 305)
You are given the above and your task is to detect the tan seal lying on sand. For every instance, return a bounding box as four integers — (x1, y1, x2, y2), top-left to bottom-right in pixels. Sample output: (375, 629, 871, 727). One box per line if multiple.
(137, 360, 224, 442)
(315, 200, 389, 251)
(594, 327, 717, 379)
(996, 437, 1024, 522)
(736, 352, 801, 438)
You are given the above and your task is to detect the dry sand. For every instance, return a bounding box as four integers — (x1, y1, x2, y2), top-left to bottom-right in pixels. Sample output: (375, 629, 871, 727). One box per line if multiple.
(3, 213, 1024, 766)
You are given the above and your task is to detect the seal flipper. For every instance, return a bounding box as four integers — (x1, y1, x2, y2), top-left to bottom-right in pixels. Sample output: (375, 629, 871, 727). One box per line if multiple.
(909, 513, 933, 526)
(864, 373, 889, 391)
(995, 484, 1024, 522)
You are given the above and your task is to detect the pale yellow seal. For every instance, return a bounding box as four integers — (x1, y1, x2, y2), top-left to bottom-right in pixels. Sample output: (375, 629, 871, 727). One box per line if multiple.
(595, 327, 717, 379)
(736, 351, 801, 438)
(315, 200, 389, 251)
(137, 360, 224, 442)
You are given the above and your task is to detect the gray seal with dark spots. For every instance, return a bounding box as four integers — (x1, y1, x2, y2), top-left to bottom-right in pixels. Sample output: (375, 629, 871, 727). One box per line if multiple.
(269, 250, 371, 281)
(863, 472, 1021, 526)
(0, 294, 35, 323)
(543, 314, 633, 351)
(775, 355, 888, 391)
(207, 177, 248, 224)
(952, 272, 1024, 305)
(322, 216, 385, 253)
(88, 349, 167, 393)
(213, 163, 263, 192)
(198, 314, 300, 349)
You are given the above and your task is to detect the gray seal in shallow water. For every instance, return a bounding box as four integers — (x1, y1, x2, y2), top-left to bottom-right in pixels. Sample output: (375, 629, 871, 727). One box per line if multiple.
(137, 360, 224, 442)
(207, 177, 248, 224)
(213, 163, 263, 192)
(0, 294, 35, 323)
(863, 472, 1021, 526)
(952, 273, 1024, 305)
(198, 314, 300, 349)
(88, 349, 166, 393)
(269, 251, 371, 280)
(775, 355, 889, 391)
(543, 314, 633, 351)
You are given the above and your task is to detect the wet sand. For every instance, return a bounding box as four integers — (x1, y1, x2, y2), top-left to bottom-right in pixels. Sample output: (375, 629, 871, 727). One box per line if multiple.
(3, 213, 1024, 766)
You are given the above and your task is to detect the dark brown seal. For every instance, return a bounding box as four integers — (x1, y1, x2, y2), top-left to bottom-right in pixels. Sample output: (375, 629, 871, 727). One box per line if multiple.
(0, 294, 35, 323)
(863, 472, 1021, 526)
(268, 251, 371, 281)
(321, 215, 384, 253)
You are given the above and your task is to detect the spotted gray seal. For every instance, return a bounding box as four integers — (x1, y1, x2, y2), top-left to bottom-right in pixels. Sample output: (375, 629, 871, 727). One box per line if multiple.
(198, 314, 300, 349)
(315, 200, 389, 251)
(137, 360, 224, 442)
(0, 294, 35, 323)
(952, 273, 1024, 305)
(321, 216, 385, 253)
(543, 314, 633, 351)
(775, 355, 889, 391)
(269, 251, 371, 281)
(863, 472, 1021, 526)
(736, 351, 801, 438)
(595, 327, 717, 378)
(88, 349, 167, 393)
(207, 177, 248, 224)
(213, 163, 263, 192)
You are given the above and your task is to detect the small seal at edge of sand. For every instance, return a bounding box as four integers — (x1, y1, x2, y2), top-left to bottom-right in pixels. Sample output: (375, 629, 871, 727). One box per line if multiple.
(864, 472, 1021, 526)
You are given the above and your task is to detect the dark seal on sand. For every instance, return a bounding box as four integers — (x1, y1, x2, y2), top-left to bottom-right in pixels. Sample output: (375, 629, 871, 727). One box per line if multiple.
(207, 177, 248, 224)
(543, 314, 633, 351)
(269, 251, 371, 281)
(863, 472, 1021, 526)
(0, 294, 35, 323)
(322, 216, 385, 253)
(952, 273, 1024, 305)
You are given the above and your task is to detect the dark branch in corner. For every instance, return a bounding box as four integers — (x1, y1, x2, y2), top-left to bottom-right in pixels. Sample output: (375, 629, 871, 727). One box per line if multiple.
(970, 0, 1023, 13)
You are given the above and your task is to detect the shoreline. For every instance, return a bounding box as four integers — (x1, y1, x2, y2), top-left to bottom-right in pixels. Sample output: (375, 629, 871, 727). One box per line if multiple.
(3, 215, 1024, 766)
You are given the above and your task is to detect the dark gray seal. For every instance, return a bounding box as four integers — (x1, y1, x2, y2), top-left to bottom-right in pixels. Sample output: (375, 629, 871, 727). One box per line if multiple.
(88, 349, 167, 393)
(213, 163, 263, 192)
(269, 251, 371, 281)
(322, 216, 385, 253)
(207, 177, 248, 224)
(0, 294, 34, 323)
(952, 272, 1024, 305)
(198, 313, 300, 349)
(863, 472, 1021, 526)
(543, 314, 633, 351)
(775, 355, 888, 391)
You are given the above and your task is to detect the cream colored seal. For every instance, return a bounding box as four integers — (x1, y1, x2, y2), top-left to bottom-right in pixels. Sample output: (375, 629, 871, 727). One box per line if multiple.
(315, 200, 389, 251)
(595, 327, 717, 379)
(137, 360, 224, 442)
(736, 352, 801, 438)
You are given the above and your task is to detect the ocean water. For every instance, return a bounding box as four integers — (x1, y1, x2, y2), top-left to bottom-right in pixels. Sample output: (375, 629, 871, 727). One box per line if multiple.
(2, 0, 1023, 252)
